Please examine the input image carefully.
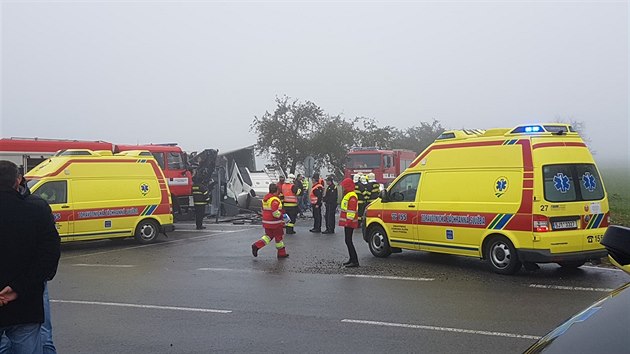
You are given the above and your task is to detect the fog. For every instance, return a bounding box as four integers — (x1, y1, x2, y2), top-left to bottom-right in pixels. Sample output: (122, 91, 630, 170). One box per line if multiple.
(1, 0, 628, 166)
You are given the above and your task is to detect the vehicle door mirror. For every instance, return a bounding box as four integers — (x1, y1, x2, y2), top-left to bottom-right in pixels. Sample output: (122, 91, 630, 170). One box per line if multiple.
(379, 189, 389, 202)
(602, 225, 630, 274)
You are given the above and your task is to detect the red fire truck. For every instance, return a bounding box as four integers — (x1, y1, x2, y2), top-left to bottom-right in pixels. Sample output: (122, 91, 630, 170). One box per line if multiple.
(0, 137, 194, 211)
(344, 147, 417, 185)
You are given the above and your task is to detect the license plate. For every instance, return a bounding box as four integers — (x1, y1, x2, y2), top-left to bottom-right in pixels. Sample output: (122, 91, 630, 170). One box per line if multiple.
(553, 220, 578, 230)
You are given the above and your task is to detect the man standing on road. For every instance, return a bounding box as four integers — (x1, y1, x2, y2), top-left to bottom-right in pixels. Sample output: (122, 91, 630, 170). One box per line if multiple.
(281, 174, 302, 234)
(252, 183, 289, 258)
(339, 178, 359, 267)
(192, 178, 210, 230)
(0, 161, 61, 353)
(308, 174, 324, 233)
(322, 176, 338, 234)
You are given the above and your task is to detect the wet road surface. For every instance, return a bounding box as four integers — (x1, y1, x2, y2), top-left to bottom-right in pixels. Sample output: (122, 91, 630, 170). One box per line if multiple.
(50, 221, 629, 353)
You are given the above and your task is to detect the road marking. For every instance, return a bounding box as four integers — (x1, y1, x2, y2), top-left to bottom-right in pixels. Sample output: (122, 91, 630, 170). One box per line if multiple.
(582, 265, 623, 272)
(341, 319, 541, 340)
(344, 274, 434, 282)
(51, 300, 232, 314)
(197, 267, 252, 272)
(72, 264, 135, 268)
(529, 284, 614, 292)
(61, 229, 254, 260)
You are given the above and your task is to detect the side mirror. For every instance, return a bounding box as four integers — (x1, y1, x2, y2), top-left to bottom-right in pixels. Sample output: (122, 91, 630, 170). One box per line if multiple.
(602, 225, 630, 275)
(379, 189, 389, 202)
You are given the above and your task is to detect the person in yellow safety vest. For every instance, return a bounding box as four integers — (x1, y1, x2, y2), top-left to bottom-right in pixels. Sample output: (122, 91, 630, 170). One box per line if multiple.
(298, 174, 310, 217)
(251, 183, 289, 258)
(309, 173, 324, 233)
(367, 172, 380, 204)
(281, 173, 302, 234)
(192, 179, 210, 230)
(339, 178, 359, 267)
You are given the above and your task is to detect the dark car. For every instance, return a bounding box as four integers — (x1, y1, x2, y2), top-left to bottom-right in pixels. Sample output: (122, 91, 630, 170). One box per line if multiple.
(525, 225, 630, 353)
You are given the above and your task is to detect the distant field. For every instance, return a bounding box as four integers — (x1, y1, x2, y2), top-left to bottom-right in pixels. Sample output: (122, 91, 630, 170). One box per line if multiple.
(600, 165, 630, 226)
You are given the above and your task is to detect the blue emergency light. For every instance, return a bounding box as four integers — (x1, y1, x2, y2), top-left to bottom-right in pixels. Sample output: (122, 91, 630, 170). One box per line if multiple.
(510, 125, 545, 134)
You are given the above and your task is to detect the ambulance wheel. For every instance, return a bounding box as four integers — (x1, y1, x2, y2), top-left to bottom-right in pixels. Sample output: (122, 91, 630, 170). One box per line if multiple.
(134, 219, 160, 244)
(486, 236, 522, 275)
(368, 225, 392, 258)
(558, 261, 585, 269)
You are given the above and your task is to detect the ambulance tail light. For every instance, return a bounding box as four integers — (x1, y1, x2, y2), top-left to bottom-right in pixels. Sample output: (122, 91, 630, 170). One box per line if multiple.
(533, 214, 550, 232)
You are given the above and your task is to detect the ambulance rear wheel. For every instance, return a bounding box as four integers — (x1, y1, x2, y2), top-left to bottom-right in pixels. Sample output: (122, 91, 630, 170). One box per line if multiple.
(135, 219, 160, 244)
(486, 236, 522, 275)
(368, 225, 392, 258)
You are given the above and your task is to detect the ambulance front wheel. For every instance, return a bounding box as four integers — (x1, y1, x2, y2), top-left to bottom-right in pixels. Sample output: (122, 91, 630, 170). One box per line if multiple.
(368, 225, 392, 258)
(486, 236, 522, 275)
(135, 219, 160, 244)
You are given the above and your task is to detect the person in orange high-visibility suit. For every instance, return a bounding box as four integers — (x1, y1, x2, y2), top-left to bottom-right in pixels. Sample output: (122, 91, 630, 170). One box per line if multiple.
(251, 183, 289, 258)
(309, 173, 324, 233)
(339, 178, 359, 267)
(281, 174, 302, 234)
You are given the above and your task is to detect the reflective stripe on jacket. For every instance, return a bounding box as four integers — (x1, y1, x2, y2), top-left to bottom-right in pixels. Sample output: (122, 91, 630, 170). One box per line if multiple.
(262, 194, 284, 229)
(339, 191, 359, 229)
(192, 184, 210, 205)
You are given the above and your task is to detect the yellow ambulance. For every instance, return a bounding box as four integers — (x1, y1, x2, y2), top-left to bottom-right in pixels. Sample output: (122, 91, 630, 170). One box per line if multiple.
(25, 149, 175, 244)
(363, 124, 609, 274)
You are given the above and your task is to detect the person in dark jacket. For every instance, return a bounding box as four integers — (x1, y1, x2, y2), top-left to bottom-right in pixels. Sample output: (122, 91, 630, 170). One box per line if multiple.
(192, 179, 210, 230)
(0, 161, 60, 353)
(322, 176, 338, 234)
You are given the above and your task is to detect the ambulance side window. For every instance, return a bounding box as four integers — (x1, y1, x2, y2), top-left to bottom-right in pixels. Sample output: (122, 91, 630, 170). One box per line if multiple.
(388, 173, 420, 202)
(33, 180, 67, 205)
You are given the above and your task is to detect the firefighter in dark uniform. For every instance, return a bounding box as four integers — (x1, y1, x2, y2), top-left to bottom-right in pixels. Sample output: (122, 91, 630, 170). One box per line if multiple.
(322, 176, 338, 234)
(192, 179, 210, 230)
(367, 172, 380, 204)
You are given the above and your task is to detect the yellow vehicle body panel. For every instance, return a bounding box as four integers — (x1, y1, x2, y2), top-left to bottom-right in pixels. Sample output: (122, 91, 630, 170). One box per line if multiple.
(25, 150, 173, 243)
(364, 124, 609, 267)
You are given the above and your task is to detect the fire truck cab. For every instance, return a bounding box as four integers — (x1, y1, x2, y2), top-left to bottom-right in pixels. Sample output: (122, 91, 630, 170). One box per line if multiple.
(344, 147, 417, 185)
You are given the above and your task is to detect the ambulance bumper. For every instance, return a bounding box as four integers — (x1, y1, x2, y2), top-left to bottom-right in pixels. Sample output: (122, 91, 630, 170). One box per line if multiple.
(517, 249, 607, 263)
(161, 224, 175, 233)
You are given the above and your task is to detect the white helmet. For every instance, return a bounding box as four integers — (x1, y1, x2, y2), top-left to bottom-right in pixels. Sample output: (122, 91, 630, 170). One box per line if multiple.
(360, 175, 368, 184)
(287, 173, 296, 182)
(352, 173, 361, 183)
(367, 173, 376, 181)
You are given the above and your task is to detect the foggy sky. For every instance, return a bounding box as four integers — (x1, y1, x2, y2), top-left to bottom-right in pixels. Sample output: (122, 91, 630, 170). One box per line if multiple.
(1, 1, 628, 164)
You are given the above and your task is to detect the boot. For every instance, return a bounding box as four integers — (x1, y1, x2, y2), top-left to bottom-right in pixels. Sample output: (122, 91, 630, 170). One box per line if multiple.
(251, 244, 259, 257)
(277, 248, 289, 258)
(342, 260, 352, 266)
(344, 262, 359, 268)
(287, 227, 296, 234)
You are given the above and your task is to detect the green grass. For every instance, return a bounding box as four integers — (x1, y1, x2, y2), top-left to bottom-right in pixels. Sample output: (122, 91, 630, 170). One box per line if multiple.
(600, 165, 630, 226)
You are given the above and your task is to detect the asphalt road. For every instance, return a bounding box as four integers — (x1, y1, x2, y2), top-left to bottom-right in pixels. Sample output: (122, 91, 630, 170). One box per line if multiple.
(49, 220, 629, 353)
